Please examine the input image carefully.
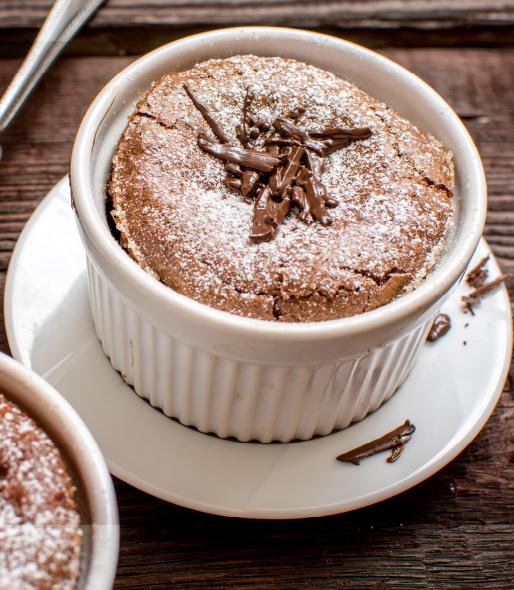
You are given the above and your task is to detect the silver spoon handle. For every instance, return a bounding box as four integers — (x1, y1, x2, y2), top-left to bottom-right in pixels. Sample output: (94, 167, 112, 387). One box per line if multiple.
(0, 0, 105, 133)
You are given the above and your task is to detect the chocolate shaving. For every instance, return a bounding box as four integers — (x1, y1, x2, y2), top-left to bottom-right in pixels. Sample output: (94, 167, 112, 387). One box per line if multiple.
(305, 152, 337, 208)
(272, 118, 326, 154)
(291, 186, 311, 223)
(310, 126, 372, 140)
(264, 138, 304, 149)
(269, 146, 305, 198)
(250, 186, 275, 242)
(337, 419, 416, 465)
(224, 177, 242, 191)
(267, 194, 291, 227)
(462, 273, 511, 314)
(466, 255, 490, 289)
(322, 138, 351, 157)
(225, 162, 242, 175)
(185, 85, 372, 242)
(427, 313, 451, 342)
(236, 87, 253, 148)
(264, 137, 324, 156)
(273, 117, 309, 142)
(183, 84, 229, 144)
(305, 150, 324, 176)
(303, 176, 332, 226)
(241, 170, 261, 197)
(198, 135, 283, 173)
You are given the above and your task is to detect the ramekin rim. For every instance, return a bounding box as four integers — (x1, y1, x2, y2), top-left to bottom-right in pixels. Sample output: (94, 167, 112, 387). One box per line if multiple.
(70, 26, 486, 340)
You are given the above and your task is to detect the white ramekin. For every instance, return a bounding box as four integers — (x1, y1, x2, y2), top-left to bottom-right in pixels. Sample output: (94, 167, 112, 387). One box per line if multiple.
(70, 27, 486, 443)
(0, 353, 119, 589)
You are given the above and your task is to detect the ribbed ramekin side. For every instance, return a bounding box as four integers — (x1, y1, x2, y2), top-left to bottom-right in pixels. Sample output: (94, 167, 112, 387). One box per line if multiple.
(86, 260, 435, 443)
(394, 318, 435, 389)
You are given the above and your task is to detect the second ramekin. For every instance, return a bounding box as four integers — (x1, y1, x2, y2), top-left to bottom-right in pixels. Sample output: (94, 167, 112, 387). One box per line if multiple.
(0, 352, 119, 588)
(70, 28, 486, 443)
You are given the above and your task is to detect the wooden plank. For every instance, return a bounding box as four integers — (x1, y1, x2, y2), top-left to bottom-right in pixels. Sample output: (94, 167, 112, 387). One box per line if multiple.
(4, 1, 514, 57)
(2, 0, 514, 29)
(5, 26, 514, 62)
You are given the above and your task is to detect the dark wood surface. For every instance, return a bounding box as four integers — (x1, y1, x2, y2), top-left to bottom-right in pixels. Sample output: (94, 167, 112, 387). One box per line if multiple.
(3, 0, 514, 57)
(0, 4, 513, 588)
(3, 0, 514, 29)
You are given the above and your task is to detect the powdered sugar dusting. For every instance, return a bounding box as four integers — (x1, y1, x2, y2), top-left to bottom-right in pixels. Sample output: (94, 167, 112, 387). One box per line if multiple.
(110, 55, 454, 321)
(0, 393, 81, 589)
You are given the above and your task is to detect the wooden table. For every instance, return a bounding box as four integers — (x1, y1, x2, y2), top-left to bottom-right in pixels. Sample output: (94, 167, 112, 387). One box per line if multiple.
(1, 2, 513, 588)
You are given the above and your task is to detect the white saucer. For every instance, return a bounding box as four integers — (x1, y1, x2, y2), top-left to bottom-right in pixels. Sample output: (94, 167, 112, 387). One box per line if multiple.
(5, 177, 512, 519)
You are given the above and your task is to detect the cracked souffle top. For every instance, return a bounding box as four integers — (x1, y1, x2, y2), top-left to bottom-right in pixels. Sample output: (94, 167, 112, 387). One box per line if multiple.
(109, 55, 454, 322)
(0, 392, 81, 588)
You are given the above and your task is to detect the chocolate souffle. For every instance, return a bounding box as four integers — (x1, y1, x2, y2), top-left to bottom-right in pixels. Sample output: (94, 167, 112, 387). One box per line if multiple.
(109, 55, 454, 322)
(0, 393, 81, 588)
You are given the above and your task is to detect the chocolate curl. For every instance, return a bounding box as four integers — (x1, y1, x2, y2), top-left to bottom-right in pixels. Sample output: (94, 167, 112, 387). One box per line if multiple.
(461, 273, 511, 314)
(427, 313, 451, 342)
(250, 187, 275, 243)
(272, 117, 309, 143)
(310, 126, 372, 140)
(266, 194, 292, 227)
(295, 166, 311, 188)
(241, 170, 260, 197)
(337, 419, 416, 465)
(264, 138, 303, 149)
(271, 118, 326, 154)
(305, 151, 338, 208)
(225, 162, 242, 175)
(265, 137, 324, 156)
(304, 177, 332, 225)
(269, 146, 305, 199)
(236, 87, 253, 148)
(321, 138, 352, 157)
(466, 255, 490, 289)
(305, 150, 324, 177)
(314, 177, 338, 208)
(183, 84, 229, 144)
(296, 166, 331, 226)
(265, 144, 281, 157)
(224, 177, 242, 191)
(198, 135, 283, 173)
(303, 139, 327, 155)
(291, 186, 311, 224)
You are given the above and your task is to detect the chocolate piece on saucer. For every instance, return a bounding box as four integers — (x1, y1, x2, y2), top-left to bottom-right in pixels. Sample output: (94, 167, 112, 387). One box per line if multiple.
(427, 313, 451, 342)
(466, 255, 490, 289)
(462, 274, 511, 315)
(336, 419, 416, 465)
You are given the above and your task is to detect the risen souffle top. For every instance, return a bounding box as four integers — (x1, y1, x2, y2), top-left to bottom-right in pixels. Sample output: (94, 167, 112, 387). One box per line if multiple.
(109, 55, 454, 322)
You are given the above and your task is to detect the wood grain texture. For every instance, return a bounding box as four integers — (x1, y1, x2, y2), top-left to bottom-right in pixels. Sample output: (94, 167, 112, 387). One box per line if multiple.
(0, 48, 512, 589)
(2, 0, 514, 29)
(4, 0, 514, 57)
